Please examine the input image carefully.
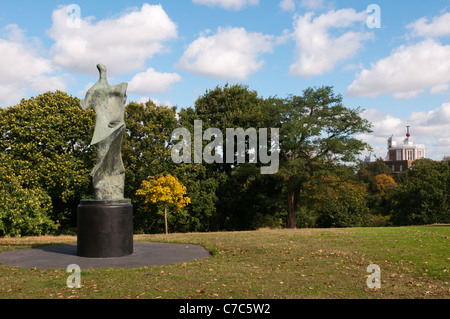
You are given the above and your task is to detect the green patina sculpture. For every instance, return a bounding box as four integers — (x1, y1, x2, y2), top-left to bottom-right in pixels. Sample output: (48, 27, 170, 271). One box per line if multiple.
(80, 64, 128, 200)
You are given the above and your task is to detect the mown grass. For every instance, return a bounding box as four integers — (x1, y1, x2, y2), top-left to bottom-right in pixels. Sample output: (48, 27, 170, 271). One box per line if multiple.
(0, 226, 448, 299)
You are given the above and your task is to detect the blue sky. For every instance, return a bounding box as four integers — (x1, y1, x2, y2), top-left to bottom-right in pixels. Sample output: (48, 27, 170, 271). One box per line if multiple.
(1, 0, 450, 160)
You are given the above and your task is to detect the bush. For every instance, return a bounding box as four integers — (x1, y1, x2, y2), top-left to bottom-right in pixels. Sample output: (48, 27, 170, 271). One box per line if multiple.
(251, 213, 284, 230)
(367, 214, 391, 227)
(296, 206, 317, 228)
(0, 165, 58, 237)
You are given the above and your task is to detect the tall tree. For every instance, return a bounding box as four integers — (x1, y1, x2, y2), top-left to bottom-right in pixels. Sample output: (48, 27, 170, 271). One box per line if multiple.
(177, 84, 278, 230)
(191, 83, 268, 174)
(124, 100, 220, 233)
(122, 100, 178, 199)
(390, 159, 450, 225)
(0, 91, 95, 231)
(272, 86, 372, 228)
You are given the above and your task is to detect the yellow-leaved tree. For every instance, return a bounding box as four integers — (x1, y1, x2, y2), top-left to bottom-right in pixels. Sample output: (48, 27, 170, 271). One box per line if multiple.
(136, 174, 191, 234)
(373, 174, 397, 199)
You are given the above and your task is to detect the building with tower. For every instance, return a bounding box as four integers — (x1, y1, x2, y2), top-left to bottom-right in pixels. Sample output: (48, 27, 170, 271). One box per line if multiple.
(384, 126, 425, 173)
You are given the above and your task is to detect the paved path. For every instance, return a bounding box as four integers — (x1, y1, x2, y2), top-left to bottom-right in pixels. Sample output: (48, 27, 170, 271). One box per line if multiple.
(0, 241, 211, 269)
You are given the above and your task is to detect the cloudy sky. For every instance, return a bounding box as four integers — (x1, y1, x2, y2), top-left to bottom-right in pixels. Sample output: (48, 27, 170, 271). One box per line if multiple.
(1, 0, 449, 160)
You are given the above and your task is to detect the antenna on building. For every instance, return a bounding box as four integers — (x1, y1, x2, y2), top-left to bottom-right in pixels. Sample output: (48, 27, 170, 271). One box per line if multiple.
(406, 126, 411, 138)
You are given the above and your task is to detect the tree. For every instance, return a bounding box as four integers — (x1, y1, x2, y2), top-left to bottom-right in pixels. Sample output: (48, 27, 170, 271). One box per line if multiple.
(136, 174, 191, 234)
(123, 100, 220, 233)
(177, 84, 279, 230)
(271, 86, 372, 228)
(123, 100, 178, 199)
(314, 175, 369, 228)
(0, 91, 95, 231)
(189, 83, 269, 174)
(356, 160, 395, 226)
(390, 159, 449, 225)
(180, 85, 372, 230)
(171, 164, 220, 232)
(356, 158, 392, 186)
(373, 174, 396, 199)
(298, 166, 369, 228)
(0, 163, 57, 237)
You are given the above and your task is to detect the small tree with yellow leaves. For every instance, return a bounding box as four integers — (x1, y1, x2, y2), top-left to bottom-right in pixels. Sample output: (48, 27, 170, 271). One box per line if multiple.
(136, 174, 190, 234)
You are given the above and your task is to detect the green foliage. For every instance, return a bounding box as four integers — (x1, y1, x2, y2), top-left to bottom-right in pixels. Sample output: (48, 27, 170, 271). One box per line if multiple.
(270, 86, 373, 228)
(0, 91, 95, 231)
(123, 100, 178, 199)
(172, 164, 221, 232)
(357, 158, 392, 186)
(177, 85, 373, 230)
(214, 169, 285, 230)
(194, 83, 266, 130)
(300, 168, 369, 228)
(0, 164, 57, 237)
(390, 159, 450, 225)
(122, 100, 219, 233)
(179, 84, 285, 230)
(3, 85, 447, 236)
(191, 83, 272, 174)
(356, 160, 396, 226)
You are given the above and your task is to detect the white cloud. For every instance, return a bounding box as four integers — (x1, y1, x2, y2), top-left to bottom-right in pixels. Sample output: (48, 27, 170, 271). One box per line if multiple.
(358, 103, 450, 160)
(408, 101, 450, 128)
(0, 24, 67, 106)
(192, 0, 259, 10)
(136, 96, 173, 107)
(299, 0, 326, 10)
(347, 39, 450, 99)
(128, 67, 182, 94)
(47, 4, 177, 75)
(363, 109, 404, 135)
(407, 12, 450, 38)
(176, 26, 274, 80)
(289, 9, 371, 78)
(356, 109, 405, 160)
(279, 0, 295, 12)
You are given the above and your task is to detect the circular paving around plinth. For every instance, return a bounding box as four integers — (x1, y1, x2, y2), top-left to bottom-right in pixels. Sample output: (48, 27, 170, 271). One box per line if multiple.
(0, 241, 211, 269)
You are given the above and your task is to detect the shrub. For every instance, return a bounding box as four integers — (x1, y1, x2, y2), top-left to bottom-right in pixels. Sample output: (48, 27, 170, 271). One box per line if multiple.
(0, 165, 58, 237)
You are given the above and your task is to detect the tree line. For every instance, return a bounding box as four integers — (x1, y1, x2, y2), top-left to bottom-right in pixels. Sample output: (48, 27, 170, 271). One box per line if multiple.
(0, 86, 448, 236)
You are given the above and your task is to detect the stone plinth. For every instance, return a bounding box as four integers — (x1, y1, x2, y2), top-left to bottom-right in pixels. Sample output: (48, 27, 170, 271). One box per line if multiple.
(77, 199, 133, 258)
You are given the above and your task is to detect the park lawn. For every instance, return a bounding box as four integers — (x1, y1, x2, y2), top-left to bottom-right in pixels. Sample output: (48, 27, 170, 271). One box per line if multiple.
(0, 226, 448, 299)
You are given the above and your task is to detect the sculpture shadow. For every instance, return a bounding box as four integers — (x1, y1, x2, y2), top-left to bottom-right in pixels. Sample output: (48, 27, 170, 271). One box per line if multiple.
(31, 243, 78, 256)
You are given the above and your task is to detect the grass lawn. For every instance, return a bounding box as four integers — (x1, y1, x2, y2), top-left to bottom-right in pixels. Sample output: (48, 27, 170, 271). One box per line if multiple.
(0, 226, 448, 299)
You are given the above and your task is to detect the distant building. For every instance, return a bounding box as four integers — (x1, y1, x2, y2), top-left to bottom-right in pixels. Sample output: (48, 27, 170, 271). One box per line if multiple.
(384, 126, 425, 173)
(364, 153, 377, 163)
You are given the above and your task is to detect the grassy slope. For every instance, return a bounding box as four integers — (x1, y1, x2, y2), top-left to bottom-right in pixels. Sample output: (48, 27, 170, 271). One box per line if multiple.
(0, 226, 448, 299)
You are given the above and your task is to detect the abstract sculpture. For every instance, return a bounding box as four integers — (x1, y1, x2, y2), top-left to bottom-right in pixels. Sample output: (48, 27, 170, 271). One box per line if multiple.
(77, 64, 133, 258)
(80, 64, 127, 200)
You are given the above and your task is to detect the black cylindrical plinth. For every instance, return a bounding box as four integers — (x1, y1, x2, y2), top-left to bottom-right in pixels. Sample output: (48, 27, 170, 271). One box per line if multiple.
(77, 199, 133, 258)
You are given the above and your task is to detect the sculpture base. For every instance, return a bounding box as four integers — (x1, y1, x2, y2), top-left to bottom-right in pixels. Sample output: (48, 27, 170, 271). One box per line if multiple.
(77, 199, 133, 258)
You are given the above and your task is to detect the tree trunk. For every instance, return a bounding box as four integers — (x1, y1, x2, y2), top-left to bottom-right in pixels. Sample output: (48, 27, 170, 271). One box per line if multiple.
(164, 205, 168, 234)
(287, 188, 297, 229)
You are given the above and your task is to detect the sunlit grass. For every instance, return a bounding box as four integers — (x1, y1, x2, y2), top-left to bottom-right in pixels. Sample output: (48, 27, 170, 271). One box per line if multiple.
(0, 226, 448, 299)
